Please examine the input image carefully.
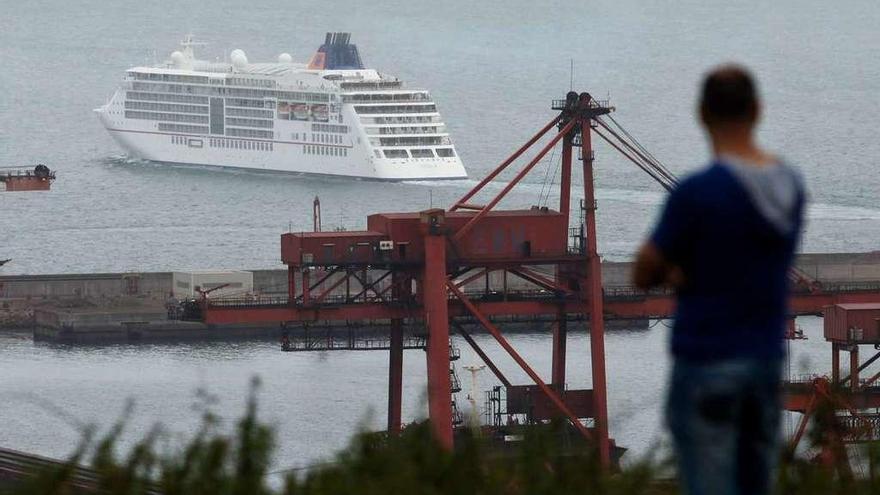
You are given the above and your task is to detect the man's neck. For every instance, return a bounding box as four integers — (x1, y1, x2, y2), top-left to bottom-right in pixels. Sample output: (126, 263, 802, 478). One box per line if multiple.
(709, 127, 774, 166)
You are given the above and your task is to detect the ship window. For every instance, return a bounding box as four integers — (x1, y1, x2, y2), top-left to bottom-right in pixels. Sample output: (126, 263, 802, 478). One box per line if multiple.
(436, 148, 456, 158)
(210, 97, 225, 135)
(411, 149, 435, 158)
(384, 149, 409, 159)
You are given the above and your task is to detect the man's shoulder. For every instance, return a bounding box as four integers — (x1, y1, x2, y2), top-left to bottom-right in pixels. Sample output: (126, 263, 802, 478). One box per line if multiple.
(669, 163, 731, 199)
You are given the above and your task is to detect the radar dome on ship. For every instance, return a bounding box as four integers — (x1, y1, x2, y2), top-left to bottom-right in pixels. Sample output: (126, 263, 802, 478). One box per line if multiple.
(230, 49, 248, 69)
(278, 53, 293, 63)
(170, 51, 185, 67)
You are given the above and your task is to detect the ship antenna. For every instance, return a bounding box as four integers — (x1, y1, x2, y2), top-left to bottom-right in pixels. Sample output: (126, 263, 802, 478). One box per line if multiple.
(180, 33, 207, 60)
(569, 58, 574, 91)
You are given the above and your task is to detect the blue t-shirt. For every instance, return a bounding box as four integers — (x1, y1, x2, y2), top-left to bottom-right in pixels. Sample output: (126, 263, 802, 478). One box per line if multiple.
(651, 158, 806, 362)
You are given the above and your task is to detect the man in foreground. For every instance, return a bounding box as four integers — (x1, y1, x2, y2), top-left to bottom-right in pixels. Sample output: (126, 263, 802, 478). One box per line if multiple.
(634, 66, 806, 495)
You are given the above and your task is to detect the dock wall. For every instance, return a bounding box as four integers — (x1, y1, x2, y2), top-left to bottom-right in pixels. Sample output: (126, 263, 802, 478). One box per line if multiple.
(2, 252, 878, 302)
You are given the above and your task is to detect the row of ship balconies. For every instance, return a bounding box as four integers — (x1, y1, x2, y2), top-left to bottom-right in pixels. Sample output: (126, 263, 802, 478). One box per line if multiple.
(353, 103, 438, 115)
(363, 125, 448, 136)
(370, 136, 452, 147)
(341, 92, 431, 103)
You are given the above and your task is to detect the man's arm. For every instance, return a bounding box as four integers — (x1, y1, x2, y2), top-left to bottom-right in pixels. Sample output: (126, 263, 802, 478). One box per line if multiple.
(634, 181, 692, 290)
(633, 242, 680, 290)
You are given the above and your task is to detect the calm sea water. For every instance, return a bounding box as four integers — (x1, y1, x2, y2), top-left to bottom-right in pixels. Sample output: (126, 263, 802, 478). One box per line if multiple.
(1, 0, 879, 469)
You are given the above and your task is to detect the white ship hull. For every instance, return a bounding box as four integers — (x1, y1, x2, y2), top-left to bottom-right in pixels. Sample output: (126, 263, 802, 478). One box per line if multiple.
(98, 119, 467, 181)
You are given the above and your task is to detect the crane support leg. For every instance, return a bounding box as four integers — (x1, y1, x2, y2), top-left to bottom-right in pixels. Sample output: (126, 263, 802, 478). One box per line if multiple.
(388, 317, 403, 434)
(581, 118, 611, 468)
(552, 314, 567, 387)
(423, 228, 453, 449)
(851, 345, 860, 392)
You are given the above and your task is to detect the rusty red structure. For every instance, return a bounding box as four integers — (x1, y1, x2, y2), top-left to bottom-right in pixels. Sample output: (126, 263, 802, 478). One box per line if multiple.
(784, 303, 880, 467)
(201, 92, 880, 468)
(204, 92, 621, 464)
(1, 165, 55, 192)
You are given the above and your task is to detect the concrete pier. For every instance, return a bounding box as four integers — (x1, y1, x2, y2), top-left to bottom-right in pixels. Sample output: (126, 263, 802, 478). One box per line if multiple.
(2, 252, 878, 343)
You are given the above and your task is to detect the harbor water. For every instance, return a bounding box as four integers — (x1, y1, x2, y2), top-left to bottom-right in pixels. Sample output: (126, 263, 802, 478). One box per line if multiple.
(2, 0, 880, 469)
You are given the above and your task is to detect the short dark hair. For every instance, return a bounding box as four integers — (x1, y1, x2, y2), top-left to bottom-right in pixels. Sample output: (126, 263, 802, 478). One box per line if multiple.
(700, 65, 758, 124)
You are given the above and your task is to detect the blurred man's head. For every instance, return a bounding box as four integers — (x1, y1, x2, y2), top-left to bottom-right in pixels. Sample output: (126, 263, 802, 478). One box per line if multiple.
(699, 65, 759, 132)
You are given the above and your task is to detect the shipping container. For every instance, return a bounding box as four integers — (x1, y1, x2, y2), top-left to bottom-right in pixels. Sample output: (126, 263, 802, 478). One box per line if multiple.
(823, 303, 880, 343)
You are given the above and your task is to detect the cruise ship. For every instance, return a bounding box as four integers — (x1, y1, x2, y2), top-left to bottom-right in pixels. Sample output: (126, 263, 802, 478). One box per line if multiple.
(95, 33, 467, 180)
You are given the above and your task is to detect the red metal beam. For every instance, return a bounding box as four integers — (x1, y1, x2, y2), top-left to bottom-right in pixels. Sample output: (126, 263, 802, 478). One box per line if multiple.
(453, 268, 491, 289)
(508, 267, 574, 295)
(424, 220, 453, 449)
(552, 313, 567, 387)
(348, 270, 392, 303)
(839, 350, 880, 387)
(452, 119, 577, 244)
(312, 270, 351, 305)
(203, 289, 880, 324)
(287, 268, 296, 306)
(581, 117, 611, 468)
(555, 134, 572, 389)
(560, 133, 573, 225)
(451, 115, 562, 211)
(388, 317, 403, 434)
(447, 280, 594, 443)
(789, 393, 816, 453)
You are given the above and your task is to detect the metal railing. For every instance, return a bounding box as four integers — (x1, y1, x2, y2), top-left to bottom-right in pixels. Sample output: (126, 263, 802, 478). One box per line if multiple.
(282, 335, 426, 352)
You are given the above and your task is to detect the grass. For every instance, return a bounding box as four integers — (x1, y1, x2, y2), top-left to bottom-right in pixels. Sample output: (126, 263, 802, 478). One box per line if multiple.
(11, 379, 880, 494)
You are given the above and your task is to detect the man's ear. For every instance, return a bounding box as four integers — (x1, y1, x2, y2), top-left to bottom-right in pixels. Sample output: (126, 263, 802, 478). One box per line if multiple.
(698, 103, 711, 128)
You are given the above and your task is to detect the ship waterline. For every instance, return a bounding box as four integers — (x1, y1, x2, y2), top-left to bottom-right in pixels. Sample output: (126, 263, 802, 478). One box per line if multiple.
(94, 32, 468, 181)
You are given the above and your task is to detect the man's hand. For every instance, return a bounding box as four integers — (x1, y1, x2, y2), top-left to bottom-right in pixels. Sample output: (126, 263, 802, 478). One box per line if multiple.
(633, 242, 682, 290)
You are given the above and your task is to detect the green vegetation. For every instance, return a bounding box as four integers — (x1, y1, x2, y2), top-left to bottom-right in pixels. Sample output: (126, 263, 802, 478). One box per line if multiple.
(10, 381, 880, 494)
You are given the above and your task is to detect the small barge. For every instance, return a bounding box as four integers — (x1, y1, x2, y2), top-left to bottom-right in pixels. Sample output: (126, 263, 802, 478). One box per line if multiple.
(1, 165, 55, 192)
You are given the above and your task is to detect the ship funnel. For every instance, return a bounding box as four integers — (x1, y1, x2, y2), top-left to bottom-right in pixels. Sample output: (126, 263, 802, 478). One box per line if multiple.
(307, 32, 364, 71)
